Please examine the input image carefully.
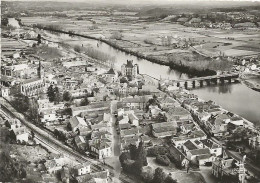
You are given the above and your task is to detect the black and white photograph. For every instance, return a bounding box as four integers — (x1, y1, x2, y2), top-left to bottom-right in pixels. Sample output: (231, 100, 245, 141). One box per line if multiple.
(0, 0, 260, 182)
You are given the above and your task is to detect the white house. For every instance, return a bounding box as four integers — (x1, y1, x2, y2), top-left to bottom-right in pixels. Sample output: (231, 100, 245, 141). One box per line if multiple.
(11, 127, 29, 143)
(90, 141, 112, 160)
(74, 163, 91, 176)
(40, 109, 57, 123)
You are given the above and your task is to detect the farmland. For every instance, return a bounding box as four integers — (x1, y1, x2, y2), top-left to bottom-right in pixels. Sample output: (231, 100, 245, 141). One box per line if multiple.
(19, 9, 260, 73)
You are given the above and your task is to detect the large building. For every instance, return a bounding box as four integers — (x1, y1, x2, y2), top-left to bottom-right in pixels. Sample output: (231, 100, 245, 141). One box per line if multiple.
(20, 61, 45, 96)
(121, 60, 139, 79)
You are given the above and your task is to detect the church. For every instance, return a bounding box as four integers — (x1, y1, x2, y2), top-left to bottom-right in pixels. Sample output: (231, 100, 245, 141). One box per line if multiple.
(20, 61, 45, 96)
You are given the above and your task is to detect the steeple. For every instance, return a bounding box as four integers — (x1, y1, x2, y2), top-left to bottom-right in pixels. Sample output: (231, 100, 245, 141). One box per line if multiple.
(37, 60, 44, 78)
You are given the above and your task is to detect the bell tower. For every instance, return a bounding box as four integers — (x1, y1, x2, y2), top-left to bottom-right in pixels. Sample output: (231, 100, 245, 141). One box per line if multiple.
(37, 61, 44, 79)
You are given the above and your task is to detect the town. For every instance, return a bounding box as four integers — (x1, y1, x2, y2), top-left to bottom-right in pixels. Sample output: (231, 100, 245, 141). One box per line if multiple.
(1, 1, 260, 183)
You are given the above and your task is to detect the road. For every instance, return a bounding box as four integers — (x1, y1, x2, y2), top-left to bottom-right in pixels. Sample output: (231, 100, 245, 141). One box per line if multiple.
(0, 97, 133, 183)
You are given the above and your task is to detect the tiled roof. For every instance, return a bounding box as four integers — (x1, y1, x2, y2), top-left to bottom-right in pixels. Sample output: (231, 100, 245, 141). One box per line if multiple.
(189, 148, 210, 156)
(183, 140, 198, 151)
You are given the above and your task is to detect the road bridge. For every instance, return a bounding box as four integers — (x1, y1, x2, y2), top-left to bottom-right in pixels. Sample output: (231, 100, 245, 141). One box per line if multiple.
(161, 72, 240, 89)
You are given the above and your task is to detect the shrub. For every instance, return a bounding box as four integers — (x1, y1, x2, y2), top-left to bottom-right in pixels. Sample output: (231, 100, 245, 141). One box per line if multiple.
(156, 155, 170, 166)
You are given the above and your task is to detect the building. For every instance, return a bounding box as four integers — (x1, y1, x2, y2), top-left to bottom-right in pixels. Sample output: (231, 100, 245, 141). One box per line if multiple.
(212, 157, 245, 183)
(151, 122, 177, 138)
(186, 148, 211, 163)
(248, 135, 260, 150)
(69, 116, 89, 132)
(104, 68, 118, 83)
(10, 127, 29, 143)
(20, 61, 45, 96)
(90, 141, 112, 160)
(73, 163, 91, 176)
(121, 60, 139, 79)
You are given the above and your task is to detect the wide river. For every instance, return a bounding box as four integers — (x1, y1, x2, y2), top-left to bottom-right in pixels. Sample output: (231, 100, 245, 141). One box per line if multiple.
(45, 31, 260, 126)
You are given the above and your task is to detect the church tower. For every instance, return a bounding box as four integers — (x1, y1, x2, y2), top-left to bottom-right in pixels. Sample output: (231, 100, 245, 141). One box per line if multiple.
(37, 61, 44, 79)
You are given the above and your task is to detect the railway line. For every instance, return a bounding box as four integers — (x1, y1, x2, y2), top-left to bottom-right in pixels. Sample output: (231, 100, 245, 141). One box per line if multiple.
(0, 98, 131, 182)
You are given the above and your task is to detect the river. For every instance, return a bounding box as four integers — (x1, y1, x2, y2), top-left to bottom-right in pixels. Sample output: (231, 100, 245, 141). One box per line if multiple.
(43, 31, 260, 125)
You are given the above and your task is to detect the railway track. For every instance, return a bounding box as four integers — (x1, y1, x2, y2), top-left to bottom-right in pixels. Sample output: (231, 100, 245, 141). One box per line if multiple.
(0, 99, 132, 183)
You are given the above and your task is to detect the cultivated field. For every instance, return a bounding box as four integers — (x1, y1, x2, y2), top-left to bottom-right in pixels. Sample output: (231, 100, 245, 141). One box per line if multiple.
(20, 11, 260, 71)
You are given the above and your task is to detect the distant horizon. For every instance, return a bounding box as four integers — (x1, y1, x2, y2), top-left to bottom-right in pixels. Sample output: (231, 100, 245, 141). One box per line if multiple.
(3, 0, 260, 2)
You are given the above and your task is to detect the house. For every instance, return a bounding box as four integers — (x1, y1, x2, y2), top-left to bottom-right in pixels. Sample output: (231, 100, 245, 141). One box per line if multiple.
(72, 102, 110, 116)
(180, 123, 195, 134)
(128, 112, 139, 126)
(199, 139, 222, 156)
(104, 68, 118, 83)
(197, 154, 213, 166)
(122, 96, 150, 110)
(248, 135, 260, 150)
(166, 107, 192, 121)
(172, 128, 207, 148)
(206, 113, 230, 137)
(10, 127, 29, 143)
(44, 158, 64, 174)
(40, 109, 57, 123)
(118, 114, 129, 125)
(121, 135, 140, 151)
(151, 122, 177, 138)
(158, 96, 181, 109)
(5, 118, 22, 130)
(186, 148, 211, 163)
(74, 135, 87, 151)
(75, 170, 109, 183)
(149, 106, 162, 118)
(183, 140, 198, 154)
(120, 128, 139, 138)
(69, 116, 89, 132)
(230, 116, 244, 126)
(119, 123, 131, 131)
(73, 163, 91, 176)
(90, 141, 112, 160)
(1, 87, 10, 97)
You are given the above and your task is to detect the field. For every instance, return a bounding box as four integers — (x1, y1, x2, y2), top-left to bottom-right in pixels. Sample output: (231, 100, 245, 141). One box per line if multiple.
(20, 11, 260, 72)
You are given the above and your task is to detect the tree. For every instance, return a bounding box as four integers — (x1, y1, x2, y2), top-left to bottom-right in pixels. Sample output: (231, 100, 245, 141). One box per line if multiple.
(47, 85, 55, 102)
(129, 144, 138, 160)
(164, 174, 178, 183)
(156, 155, 170, 166)
(63, 91, 72, 101)
(74, 45, 82, 53)
(37, 34, 41, 44)
(137, 141, 148, 166)
(11, 94, 29, 113)
(110, 31, 123, 40)
(80, 97, 89, 106)
(152, 167, 166, 183)
(28, 98, 39, 122)
(54, 86, 62, 104)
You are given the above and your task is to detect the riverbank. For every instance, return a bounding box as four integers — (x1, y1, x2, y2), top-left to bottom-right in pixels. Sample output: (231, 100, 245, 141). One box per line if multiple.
(241, 73, 260, 92)
(30, 25, 217, 77)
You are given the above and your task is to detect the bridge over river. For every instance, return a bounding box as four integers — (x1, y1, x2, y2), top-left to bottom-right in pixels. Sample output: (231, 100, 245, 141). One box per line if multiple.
(160, 72, 240, 88)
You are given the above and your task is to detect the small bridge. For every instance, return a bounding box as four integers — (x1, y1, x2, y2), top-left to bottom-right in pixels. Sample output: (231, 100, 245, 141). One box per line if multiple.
(161, 72, 240, 88)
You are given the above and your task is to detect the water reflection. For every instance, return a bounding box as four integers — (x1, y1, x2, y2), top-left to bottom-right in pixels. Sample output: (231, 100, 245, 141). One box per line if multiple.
(193, 83, 260, 125)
